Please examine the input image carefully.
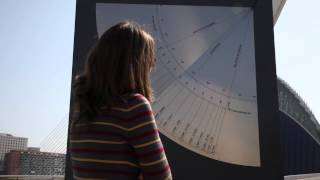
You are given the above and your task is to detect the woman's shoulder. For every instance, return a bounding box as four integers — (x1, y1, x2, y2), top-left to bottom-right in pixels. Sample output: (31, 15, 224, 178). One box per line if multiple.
(119, 93, 152, 112)
(99, 93, 149, 112)
(122, 93, 149, 104)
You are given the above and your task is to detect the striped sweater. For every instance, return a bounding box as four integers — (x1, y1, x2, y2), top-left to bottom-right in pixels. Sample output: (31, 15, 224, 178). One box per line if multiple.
(70, 93, 172, 180)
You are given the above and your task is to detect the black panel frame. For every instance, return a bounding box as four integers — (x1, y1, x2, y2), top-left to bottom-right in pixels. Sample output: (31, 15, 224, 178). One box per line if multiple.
(65, 0, 283, 179)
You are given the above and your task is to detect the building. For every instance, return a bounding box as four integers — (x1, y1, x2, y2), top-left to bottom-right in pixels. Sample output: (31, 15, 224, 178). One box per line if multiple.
(0, 133, 28, 174)
(4, 148, 65, 176)
(278, 79, 320, 175)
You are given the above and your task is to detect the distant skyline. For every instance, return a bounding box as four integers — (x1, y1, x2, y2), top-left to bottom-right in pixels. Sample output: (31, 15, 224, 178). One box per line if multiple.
(0, 0, 319, 148)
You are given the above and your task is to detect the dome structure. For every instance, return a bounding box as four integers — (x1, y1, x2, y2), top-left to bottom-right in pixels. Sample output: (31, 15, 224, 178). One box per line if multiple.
(278, 78, 320, 144)
(273, 0, 287, 24)
(277, 79, 320, 175)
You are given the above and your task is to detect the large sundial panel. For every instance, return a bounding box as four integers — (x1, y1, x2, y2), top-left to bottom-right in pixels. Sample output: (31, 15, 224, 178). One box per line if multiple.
(96, 3, 260, 167)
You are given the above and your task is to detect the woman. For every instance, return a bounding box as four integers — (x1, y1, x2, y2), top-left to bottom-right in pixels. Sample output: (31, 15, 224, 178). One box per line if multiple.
(69, 21, 172, 180)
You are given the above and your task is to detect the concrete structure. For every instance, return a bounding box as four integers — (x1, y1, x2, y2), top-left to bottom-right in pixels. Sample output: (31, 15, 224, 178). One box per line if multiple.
(0, 134, 28, 174)
(4, 150, 65, 176)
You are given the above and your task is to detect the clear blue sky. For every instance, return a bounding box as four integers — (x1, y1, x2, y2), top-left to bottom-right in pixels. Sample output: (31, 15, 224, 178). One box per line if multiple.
(0, 0, 319, 147)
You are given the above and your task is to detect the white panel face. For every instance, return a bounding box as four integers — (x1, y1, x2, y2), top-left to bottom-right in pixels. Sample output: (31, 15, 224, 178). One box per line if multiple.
(96, 3, 260, 167)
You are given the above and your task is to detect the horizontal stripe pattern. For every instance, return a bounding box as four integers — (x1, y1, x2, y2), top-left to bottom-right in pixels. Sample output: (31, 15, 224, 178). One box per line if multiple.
(74, 110, 154, 123)
(76, 120, 155, 131)
(73, 166, 137, 176)
(70, 93, 172, 180)
(70, 148, 135, 156)
(71, 130, 122, 137)
(110, 102, 146, 112)
(71, 139, 127, 144)
(133, 138, 161, 148)
(71, 156, 139, 167)
(144, 165, 171, 176)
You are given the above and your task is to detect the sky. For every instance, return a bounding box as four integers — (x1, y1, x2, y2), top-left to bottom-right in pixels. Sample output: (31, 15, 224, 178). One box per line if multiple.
(0, 0, 75, 148)
(274, 0, 320, 120)
(0, 0, 319, 148)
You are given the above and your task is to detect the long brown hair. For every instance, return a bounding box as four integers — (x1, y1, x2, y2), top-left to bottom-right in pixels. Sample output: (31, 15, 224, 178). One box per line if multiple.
(72, 21, 155, 120)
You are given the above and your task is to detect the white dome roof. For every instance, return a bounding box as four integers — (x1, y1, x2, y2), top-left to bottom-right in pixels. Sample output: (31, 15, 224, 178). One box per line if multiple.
(273, 0, 287, 24)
